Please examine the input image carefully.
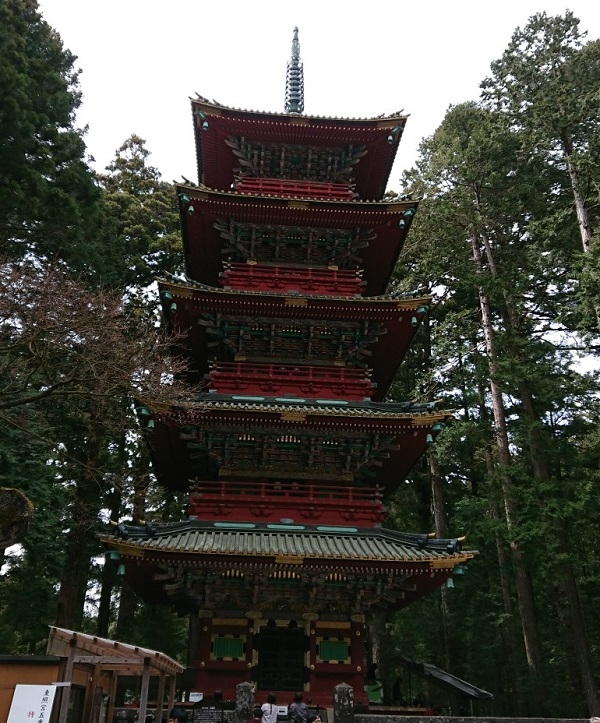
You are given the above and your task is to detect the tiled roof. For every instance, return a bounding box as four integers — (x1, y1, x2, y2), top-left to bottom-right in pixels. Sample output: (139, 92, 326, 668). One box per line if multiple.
(160, 274, 428, 308)
(177, 182, 415, 207)
(137, 397, 449, 494)
(105, 520, 474, 567)
(144, 394, 448, 422)
(191, 99, 409, 201)
(192, 95, 408, 124)
(175, 184, 418, 295)
(157, 280, 431, 401)
(188, 393, 442, 414)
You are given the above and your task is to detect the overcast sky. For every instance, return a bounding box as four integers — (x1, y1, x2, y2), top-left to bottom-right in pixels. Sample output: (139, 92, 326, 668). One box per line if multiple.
(38, 0, 600, 190)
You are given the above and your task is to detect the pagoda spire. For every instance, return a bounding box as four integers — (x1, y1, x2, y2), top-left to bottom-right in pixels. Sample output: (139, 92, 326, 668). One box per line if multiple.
(284, 26, 304, 114)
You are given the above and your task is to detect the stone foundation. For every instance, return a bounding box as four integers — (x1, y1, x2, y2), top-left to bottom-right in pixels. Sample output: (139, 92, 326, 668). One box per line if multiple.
(355, 717, 588, 723)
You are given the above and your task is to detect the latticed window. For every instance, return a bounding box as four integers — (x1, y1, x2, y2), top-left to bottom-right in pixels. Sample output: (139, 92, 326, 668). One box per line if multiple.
(317, 638, 350, 663)
(211, 635, 245, 660)
(213, 219, 369, 268)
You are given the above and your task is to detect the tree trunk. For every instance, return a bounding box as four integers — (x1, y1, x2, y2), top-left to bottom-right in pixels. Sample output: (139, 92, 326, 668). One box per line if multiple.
(429, 453, 447, 539)
(482, 224, 600, 715)
(54, 409, 106, 629)
(561, 130, 594, 255)
(521, 385, 599, 714)
(557, 526, 600, 715)
(471, 229, 546, 715)
(54, 467, 102, 628)
(96, 488, 122, 637)
(115, 460, 149, 640)
(560, 129, 600, 329)
(115, 579, 138, 641)
(475, 373, 525, 716)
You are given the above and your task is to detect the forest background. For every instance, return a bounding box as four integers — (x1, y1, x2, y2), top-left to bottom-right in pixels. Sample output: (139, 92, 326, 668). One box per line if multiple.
(1, 1, 600, 719)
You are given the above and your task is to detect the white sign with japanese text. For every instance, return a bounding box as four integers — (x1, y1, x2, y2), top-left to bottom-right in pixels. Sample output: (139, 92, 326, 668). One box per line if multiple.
(8, 685, 58, 723)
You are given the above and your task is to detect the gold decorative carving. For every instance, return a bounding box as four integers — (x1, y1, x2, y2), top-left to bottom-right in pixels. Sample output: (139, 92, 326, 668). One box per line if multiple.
(275, 554, 304, 564)
(281, 412, 306, 422)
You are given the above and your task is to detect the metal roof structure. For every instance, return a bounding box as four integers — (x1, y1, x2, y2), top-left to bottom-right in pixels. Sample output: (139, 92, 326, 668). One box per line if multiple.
(285, 27, 304, 114)
(176, 184, 418, 295)
(106, 520, 469, 562)
(190, 98, 408, 200)
(400, 656, 493, 701)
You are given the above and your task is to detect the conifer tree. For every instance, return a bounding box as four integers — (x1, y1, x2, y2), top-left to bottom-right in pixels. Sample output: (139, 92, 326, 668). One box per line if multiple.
(0, 0, 120, 282)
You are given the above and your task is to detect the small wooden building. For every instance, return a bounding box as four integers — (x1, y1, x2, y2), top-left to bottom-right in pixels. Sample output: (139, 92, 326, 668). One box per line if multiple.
(0, 628, 184, 723)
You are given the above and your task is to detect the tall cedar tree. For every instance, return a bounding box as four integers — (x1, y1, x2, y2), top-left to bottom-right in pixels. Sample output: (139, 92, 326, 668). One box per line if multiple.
(481, 11, 600, 330)
(95, 136, 186, 649)
(0, 0, 121, 283)
(388, 86, 600, 714)
(98, 135, 183, 288)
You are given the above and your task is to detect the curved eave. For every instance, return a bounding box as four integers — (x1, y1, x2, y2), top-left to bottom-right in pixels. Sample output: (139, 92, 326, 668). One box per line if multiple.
(136, 400, 451, 494)
(191, 99, 408, 200)
(192, 97, 408, 125)
(176, 184, 418, 295)
(145, 397, 449, 422)
(101, 525, 473, 613)
(101, 521, 473, 567)
(159, 277, 430, 311)
(158, 280, 430, 399)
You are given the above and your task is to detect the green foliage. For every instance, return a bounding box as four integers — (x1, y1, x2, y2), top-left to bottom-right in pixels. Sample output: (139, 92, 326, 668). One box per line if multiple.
(0, 406, 68, 653)
(2, 3, 600, 715)
(98, 135, 183, 287)
(381, 14, 600, 714)
(0, 0, 122, 283)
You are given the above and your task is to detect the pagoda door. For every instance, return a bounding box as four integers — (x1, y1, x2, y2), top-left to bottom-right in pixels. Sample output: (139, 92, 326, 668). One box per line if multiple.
(255, 623, 307, 691)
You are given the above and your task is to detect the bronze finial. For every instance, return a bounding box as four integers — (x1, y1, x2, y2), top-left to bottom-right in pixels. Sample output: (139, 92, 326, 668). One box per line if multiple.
(285, 26, 304, 114)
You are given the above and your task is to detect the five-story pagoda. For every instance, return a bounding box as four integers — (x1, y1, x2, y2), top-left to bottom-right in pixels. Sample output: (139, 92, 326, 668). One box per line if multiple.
(103, 28, 473, 706)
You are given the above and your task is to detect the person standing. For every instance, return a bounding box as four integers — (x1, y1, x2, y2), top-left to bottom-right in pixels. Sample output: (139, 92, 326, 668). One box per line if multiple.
(288, 693, 308, 723)
(261, 694, 278, 723)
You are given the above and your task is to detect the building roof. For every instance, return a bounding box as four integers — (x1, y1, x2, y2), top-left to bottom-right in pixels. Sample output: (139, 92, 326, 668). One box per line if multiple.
(106, 520, 469, 564)
(176, 184, 417, 295)
(47, 627, 185, 676)
(400, 656, 493, 701)
(191, 97, 408, 199)
(136, 396, 450, 493)
(101, 522, 475, 613)
(158, 279, 429, 400)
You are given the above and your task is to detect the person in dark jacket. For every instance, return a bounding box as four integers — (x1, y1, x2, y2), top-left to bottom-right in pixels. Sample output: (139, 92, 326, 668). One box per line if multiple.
(288, 693, 308, 723)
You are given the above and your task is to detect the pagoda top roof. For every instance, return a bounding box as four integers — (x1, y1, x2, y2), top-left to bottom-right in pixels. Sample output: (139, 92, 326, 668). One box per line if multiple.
(193, 95, 408, 128)
(191, 96, 408, 199)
